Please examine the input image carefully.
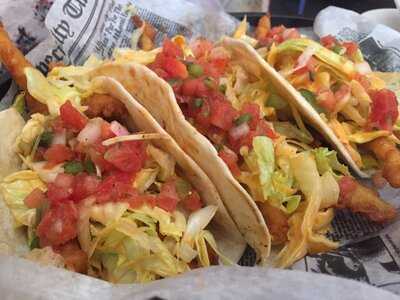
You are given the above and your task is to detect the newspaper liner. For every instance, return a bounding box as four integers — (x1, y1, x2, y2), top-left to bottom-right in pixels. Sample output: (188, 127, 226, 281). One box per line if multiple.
(0, 1, 400, 296)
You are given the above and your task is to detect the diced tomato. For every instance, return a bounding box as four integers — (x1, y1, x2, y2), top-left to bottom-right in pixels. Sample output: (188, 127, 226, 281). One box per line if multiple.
(228, 120, 277, 153)
(161, 180, 179, 199)
(194, 99, 212, 129)
(210, 100, 238, 130)
(60, 101, 88, 131)
(95, 173, 135, 203)
(125, 194, 146, 209)
(24, 188, 46, 209)
(72, 173, 100, 202)
(317, 88, 337, 112)
(368, 89, 399, 131)
(155, 180, 179, 212)
(241, 103, 261, 130)
(163, 39, 183, 58)
(320, 35, 337, 49)
(152, 66, 169, 80)
(338, 176, 357, 204)
(104, 141, 146, 173)
(342, 41, 358, 56)
(56, 240, 88, 273)
(144, 195, 157, 208)
(190, 39, 213, 59)
(293, 65, 309, 76)
(257, 121, 278, 139)
(183, 191, 203, 212)
(181, 78, 208, 97)
(157, 196, 178, 212)
(100, 121, 116, 140)
(51, 117, 65, 133)
(87, 143, 115, 172)
(37, 201, 78, 247)
(44, 144, 73, 165)
(162, 56, 188, 80)
(94, 175, 117, 203)
(270, 25, 285, 36)
(218, 148, 241, 176)
(47, 173, 75, 204)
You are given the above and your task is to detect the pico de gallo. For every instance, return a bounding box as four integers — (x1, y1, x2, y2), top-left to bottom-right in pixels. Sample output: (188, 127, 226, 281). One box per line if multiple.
(113, 36, 396, 267)
(233, 15, 400, 188)
(1, 99, 228, 283)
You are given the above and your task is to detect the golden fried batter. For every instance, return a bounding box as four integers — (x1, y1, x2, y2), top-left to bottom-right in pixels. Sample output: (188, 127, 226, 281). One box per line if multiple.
(83, 93, 129, 122)
(255, 14, 271, 41)
(258, 201, 289, 245)
(338, 176, 396, 223)
(0, 22, 47, 113)
(366, 137, 400, 188)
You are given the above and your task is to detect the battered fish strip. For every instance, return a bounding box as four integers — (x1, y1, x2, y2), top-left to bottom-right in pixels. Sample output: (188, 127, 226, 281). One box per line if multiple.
(338, 176, 396, 223)
(0, 24, 124, 120)
(366, 137, 400, 188)
(255, 14, 271, 43)
(83, 93, 129, 122)
(258, 201, 289, 245)
(0, 22, 47, 113)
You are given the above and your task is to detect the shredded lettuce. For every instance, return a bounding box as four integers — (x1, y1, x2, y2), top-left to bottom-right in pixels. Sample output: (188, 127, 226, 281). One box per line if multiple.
(252, 136, 275, 199)
(312, 147, 349, 178)
(348, 130, 391, 144)
(79, 202, 223, 283)
(276, 152, 338, 268)
(241, 137, 301, 213)
(146, 145, 175, 181)
(273, 122, 313, 144)
(0, 171, 46, 227)
(25, 67, 83, 116)
(133, 168, 159, 193)
(275, 38, 355, 80)
(16, 113, 48, 157)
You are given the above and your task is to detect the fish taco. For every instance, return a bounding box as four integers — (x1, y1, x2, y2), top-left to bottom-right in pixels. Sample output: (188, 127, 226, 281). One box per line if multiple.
(58, 34, 397, 267)
(234, 15, 400, 189)
(0, 25, 250, 282)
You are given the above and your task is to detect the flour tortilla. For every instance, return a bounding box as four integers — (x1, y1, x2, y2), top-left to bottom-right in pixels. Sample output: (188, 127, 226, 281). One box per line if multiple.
(0, 108, 28, 255)
(90, 76, 247, 263)
(89, 64, 271, 264)
(220, 37, 368, 178)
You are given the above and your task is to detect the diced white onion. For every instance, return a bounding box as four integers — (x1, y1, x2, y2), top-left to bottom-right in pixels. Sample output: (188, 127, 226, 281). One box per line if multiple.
(292, 45, 316, 73)
(77, 119, 102, 144)
(52, 130, 66, 145)
(229, 122, 250, 140)
(110, 121, 129, 136)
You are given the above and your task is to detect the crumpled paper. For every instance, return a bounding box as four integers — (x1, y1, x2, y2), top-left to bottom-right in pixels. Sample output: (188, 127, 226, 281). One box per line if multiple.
(0, 254, 398, 300)
(0, 2, 400, 299)
(314, 6, 400, 72)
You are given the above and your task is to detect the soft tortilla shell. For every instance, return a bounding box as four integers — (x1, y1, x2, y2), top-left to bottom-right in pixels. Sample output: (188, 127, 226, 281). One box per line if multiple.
(90, 76, 246, 263)
(221, 37, 368, 178)
(0, 108, 28, 255)
(90, 66, 271, 263)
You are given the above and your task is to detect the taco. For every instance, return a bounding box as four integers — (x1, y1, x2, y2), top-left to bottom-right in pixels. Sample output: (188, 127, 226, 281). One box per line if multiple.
(0, 27, 252, 281)
(234, 15, 400, 188)
(51, 36, 396, 267)
(0, 22, 395, 268)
